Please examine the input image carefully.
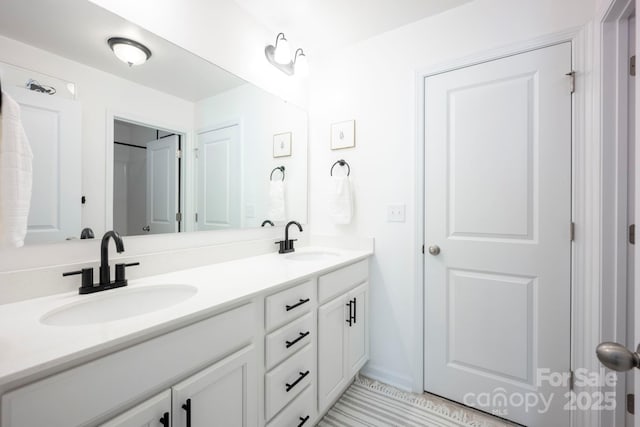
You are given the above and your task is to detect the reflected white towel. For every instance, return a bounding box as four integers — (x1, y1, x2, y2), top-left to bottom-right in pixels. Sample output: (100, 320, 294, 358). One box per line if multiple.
(329, 176, 352, 224)
(0, 91, 33, 248)
(268, 180, 286, 222)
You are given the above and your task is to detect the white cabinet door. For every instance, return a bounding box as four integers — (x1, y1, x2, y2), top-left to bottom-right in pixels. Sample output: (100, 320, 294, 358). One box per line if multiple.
(317, 294, 348, 411)
(172, 345, 257, 427)
(100, 391, 171, 427)
(346, 282, 369, 376)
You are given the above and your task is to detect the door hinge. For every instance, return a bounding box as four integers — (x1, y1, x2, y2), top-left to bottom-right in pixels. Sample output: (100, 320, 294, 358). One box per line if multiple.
(630, 224, 636, 245)
(195, 213, 198, 223)
(566, 71, 576, 94)
(631, 56, 636, 76)
(422, 244, 425, 254)
(176, 212, 182, 222)
(570, 222, 575, 241)
(628, 393, 635, 414)
(569, 370, 575, 390)
(176, 150, 182, 159)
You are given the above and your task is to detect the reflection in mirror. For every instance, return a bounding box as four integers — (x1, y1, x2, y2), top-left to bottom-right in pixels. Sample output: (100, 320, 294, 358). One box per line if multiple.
(0, 0, 308, 243)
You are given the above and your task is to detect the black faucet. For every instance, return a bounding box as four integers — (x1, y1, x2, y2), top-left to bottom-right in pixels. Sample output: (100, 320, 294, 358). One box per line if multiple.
(276, 221, 303, 254)
(62, 230, 139, 294)
(261, 220, 275, 227)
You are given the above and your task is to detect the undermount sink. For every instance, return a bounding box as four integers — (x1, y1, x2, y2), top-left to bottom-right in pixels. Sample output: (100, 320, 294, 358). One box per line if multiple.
(41, 284, 198, 326)
(285, 251, 341, 262)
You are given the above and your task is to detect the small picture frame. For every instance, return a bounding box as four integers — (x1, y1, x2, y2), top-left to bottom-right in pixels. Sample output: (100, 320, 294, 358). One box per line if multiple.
(331, 120, 356, 150)
(273, 132, 292, 158)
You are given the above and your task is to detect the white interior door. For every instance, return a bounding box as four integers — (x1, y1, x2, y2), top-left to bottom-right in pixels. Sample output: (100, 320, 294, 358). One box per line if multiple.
(196, 125, 240, 231)
(424, 43, 572, 426)
(145, 135, 179, 235)
(5, 87, 81, 243)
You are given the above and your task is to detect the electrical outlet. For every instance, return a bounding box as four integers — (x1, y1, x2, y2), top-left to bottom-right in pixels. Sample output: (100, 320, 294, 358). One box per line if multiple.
(387, 204, 406, 222)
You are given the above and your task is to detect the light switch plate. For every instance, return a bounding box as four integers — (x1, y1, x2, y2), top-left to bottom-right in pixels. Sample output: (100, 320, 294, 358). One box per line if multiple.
(387, 204, 406, 222)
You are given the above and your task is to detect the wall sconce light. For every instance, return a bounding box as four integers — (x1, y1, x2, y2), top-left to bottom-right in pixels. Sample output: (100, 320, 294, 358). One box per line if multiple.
(265, 33, 308, 76)
(108, 37, 152, 67)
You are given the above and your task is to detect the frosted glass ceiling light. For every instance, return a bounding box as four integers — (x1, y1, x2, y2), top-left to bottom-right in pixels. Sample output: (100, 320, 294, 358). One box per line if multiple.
(108, 37, 152, 67)
(265, 33, 308, 77)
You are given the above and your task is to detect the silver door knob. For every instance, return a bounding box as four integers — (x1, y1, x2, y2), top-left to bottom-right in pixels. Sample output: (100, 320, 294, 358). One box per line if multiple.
(428, 245, 441, 256)
(596, 342, 640, 371)
(142, 226, 150, 232)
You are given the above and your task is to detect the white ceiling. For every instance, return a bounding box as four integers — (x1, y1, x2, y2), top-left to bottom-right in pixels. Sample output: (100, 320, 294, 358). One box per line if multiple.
(0, 0, 246, 102)
(232, 0, 473, 54)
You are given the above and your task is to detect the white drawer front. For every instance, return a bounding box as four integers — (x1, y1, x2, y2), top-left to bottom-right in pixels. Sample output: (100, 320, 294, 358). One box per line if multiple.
(266, 313, 313, 370)
(1, 303, 255, 427)
(318, 260, 368, 304)
(266, 385, 313, 427)
(265, 280, 314, 331)
(265, 344, 313, 421)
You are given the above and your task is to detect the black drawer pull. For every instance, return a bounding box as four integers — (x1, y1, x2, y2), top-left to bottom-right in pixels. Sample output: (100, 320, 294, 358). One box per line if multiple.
(298, 415, 310, 426)
(346, 300, 353, 326)
(182, 398, 191, 427)
(286, 298, 310, 311)
(285, 370, 310, 392)
(353, 297, 357, 324)
(286, 331, 310, 348)
(159, 412, 169, 427)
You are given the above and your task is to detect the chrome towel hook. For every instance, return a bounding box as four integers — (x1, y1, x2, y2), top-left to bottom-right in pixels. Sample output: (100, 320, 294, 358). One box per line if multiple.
(270, 166, 285, 181)
(330, 159, 351, 176)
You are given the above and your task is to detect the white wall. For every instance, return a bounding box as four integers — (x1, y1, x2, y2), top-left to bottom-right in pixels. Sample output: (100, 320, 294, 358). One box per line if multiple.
(88, 0, 309, 109)
(0, 35, 195, 238)
(196, 84, 308, 227)
(307, 0, 596, 389)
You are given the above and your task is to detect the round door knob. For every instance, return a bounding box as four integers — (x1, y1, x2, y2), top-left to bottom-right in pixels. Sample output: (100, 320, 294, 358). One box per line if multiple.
(428, 245, 441, 256)
(142, 226, 150, 232)
(596, 342, 640, 371)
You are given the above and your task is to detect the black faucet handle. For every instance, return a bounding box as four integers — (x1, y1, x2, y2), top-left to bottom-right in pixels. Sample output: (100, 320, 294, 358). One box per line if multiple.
(63, 268, 94, 291)
(115, 262, 140, 284)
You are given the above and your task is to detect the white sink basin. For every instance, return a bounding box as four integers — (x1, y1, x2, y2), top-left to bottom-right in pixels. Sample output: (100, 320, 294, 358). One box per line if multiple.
(41, 284, 198, 326)
(285, 251, 341, 262)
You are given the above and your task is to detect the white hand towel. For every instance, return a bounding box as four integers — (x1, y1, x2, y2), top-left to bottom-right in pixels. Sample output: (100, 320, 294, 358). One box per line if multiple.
(268, 180, 286, 222)
(0, 91, 33, 248)
(329, 176, 353, 224)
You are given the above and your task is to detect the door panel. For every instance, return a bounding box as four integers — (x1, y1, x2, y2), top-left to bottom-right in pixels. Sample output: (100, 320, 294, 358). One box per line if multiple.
(318, 294, 347, 411)
(145, 135, 179, 235)
(424, 43, 572, 426)
(347, 283, 368, 375)
(6, 87, 81, 243)
(196, 125, 241, 231)
(100, 390, 170, 427)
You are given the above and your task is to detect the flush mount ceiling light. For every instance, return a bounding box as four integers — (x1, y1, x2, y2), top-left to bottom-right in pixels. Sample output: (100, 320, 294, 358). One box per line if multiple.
(265, 33, 308, 76)
(108, 37, 152, 67)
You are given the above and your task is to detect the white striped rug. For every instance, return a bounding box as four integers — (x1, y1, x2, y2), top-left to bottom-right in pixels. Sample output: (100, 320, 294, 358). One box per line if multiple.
(317, 376, 516, 427)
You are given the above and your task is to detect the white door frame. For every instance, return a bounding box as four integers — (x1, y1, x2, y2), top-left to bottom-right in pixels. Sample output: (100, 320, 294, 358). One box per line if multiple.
(414, 26, 601, 427)
(599, 0, 637, 426)
(105, 110, 192, 234)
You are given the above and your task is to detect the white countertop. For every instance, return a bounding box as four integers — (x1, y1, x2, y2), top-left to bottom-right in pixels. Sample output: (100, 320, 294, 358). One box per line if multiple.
(0, 246, 372, 390)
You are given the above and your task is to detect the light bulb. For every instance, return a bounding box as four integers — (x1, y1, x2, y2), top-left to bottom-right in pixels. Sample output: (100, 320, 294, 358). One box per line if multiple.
(274, 37, 291, 64)
(295, 52, 308, 76)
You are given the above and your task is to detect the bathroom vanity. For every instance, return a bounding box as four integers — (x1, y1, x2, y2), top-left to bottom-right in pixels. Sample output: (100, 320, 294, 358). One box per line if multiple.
(0, 247, 371, 426)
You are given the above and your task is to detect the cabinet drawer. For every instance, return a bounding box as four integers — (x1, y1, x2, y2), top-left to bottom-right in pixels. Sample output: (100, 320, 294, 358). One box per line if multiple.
(265, 280, 314, 331)
(266, 385, 313, 427)
(266, 313, 313, 370)
(1, 303, 255, 427)
(318, 260, 368, 304)
(265, 344, 313, 420)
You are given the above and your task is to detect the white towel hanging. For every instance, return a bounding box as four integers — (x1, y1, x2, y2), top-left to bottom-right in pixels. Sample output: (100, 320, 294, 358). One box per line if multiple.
(0, 90, 33, 248)
(329, 175, 353, 224)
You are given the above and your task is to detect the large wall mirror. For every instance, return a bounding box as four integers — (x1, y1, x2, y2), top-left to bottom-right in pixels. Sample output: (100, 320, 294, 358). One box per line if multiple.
(0, 0, 308, 245)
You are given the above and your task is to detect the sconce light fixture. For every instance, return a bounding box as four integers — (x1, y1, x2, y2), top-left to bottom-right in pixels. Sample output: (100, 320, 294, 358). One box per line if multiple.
(265, 33, 308, 76)
(108, 37, 152, 67)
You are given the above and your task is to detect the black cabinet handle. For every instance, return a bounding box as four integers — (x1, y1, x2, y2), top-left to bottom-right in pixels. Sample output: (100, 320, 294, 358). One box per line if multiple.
(285, 370, 310, 392)
(298, 415, 310, 426)
(182, 398, 191, 427)
(159, 412, 169, 427)
(286, 331, 310, 348)
(353, 297, 357, 324)
(286, 298, 310, 312)
(346, 300, 353, 326)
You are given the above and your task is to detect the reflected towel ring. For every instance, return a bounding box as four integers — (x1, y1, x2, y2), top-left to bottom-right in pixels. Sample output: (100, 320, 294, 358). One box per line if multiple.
(270, 166, 285, 181)
(330, 159, 350, 176)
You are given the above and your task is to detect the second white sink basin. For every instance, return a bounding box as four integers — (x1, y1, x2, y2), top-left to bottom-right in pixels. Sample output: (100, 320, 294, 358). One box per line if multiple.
(41, 284, 198, 326)
(285, 251, 341, 262)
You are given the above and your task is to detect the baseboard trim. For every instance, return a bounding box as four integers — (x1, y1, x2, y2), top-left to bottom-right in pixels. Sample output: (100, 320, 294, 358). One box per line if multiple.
(360, 363, 414, 392)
